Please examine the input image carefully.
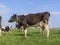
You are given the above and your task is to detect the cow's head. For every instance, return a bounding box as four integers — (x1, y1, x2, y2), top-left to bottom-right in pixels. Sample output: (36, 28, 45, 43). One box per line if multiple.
(8, 14, 17, 22)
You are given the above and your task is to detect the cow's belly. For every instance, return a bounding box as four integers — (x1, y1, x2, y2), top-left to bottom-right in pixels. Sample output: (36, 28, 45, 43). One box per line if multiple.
(27, 20, 40, 25)
(27, 21, 44, 27)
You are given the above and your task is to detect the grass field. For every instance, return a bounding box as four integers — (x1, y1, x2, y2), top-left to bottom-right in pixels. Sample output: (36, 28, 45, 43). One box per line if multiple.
(0, 28, 60, 45)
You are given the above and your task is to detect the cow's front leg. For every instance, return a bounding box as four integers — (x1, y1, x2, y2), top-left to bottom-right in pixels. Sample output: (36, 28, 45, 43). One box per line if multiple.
(24, 28, 27, 37)
(23, 25, 27, 37)
(22, 18, 28, 37)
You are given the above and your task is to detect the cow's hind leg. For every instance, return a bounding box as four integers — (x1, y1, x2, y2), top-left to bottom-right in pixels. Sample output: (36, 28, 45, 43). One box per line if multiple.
(39, 21, 44, 33)
(40, 20, 49, 38)
(44, 23, 49, 38)
(40, 27, 45, 34)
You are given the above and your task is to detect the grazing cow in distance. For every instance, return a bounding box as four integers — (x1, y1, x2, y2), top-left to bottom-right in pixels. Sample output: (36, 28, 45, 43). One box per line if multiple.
(8, 12, 50, 37)
(1, 26, 10, 32)
(0, 16, 2, 36)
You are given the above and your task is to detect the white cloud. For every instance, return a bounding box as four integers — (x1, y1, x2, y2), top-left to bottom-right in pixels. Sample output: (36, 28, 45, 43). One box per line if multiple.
(50, 11, 60, 15)
(0, 3, 10, 15)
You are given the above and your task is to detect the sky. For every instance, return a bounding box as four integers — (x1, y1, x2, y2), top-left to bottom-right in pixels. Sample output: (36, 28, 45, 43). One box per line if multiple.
(0, 0, 60, 28)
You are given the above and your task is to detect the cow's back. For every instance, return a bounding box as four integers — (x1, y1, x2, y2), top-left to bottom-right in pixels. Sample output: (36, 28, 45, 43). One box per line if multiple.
(23, 14, 41, 25)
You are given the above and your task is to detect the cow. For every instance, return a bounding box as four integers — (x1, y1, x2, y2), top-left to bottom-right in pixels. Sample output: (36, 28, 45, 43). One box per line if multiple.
(1, 26, 10, 32)
(8, 12, 50, 37)
(0, 16, 2, 36)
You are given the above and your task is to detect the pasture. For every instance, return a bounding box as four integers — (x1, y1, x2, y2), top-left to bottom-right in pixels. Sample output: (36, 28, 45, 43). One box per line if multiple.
(0, 28, 60, 45)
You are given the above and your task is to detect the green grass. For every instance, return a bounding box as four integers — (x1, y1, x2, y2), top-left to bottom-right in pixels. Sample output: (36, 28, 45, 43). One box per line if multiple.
(0, 28, 60, 45)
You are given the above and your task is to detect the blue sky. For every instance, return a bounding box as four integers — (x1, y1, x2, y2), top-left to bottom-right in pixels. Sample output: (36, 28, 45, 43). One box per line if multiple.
(0, 0, 60, 28)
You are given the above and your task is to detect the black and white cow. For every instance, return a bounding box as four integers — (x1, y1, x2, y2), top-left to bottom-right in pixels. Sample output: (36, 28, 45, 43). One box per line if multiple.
(8, 12, 50, 37)
(1, 26, 10, 32)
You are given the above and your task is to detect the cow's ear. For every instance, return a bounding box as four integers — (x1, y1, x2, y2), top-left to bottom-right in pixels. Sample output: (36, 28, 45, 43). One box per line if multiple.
(13, 14, 17, 18)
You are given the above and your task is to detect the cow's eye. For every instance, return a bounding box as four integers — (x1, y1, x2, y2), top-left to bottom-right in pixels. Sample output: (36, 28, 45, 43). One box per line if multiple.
(12, 16, 14, 18)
